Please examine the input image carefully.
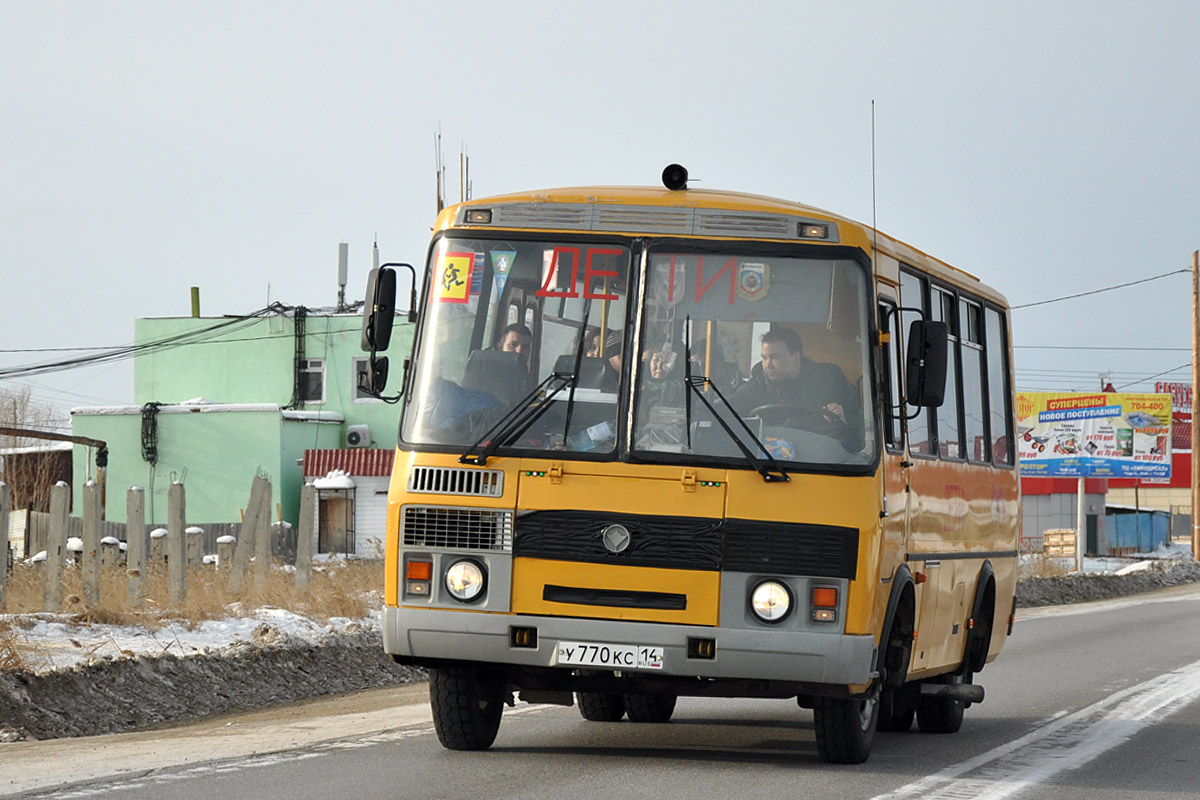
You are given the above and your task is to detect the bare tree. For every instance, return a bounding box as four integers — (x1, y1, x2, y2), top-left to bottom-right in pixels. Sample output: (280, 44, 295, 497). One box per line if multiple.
(0, 386, 69, 512)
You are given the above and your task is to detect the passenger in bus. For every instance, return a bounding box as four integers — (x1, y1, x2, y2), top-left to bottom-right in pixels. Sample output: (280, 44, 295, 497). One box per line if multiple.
(635, 334, 686, 448)
(733, 327, 863, 452)
(497, 323, 533, 360)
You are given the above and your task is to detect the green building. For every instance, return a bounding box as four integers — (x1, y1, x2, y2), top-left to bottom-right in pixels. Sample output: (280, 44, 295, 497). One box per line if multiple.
(70, 308, 411, 528)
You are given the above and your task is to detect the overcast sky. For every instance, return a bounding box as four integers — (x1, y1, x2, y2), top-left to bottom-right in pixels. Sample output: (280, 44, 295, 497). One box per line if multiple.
(3, 1, 1198, 426)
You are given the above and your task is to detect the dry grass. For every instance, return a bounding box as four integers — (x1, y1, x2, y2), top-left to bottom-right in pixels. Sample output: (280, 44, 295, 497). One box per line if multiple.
(1, 558, 381, 629)
(1018, 553, 1075, 580)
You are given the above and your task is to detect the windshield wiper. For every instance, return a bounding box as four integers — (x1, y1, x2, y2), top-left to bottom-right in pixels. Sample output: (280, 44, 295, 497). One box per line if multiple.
(459, 371, 574, 466)
(558, 297, 594, 444)
(683, 326, 789, 483)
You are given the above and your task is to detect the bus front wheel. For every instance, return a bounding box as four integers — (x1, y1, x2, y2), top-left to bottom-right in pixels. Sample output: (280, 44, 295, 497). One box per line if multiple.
(429, 666, 506, 750)
(576, 692, 626, 721)
(812, 684, 879, 763)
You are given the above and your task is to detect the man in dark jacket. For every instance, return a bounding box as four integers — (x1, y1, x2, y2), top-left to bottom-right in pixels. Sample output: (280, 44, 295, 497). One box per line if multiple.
(732, 327, 863, 452)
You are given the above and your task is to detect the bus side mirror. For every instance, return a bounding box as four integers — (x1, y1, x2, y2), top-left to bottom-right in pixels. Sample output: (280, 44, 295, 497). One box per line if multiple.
(905, 320, 948, 407)
(367, 356, 390, 395)
(361, 266, 397, 353)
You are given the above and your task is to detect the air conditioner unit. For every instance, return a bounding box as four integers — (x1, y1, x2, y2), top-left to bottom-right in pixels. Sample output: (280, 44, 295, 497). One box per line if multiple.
(345, 424, 371, 448)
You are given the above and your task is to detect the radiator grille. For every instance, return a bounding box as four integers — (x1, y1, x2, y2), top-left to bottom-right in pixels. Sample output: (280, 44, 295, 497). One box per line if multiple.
(402, 506, 513, 551)
(407, 466, 504, 497)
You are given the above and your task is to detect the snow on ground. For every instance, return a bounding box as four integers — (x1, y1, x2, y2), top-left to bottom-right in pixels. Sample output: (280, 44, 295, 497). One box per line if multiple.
(1020, 539, 1195, 579)
(5, 608, 378, 674)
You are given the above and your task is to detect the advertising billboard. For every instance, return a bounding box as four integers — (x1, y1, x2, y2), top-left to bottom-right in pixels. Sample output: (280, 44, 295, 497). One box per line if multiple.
(1017, 392, 1172, 479)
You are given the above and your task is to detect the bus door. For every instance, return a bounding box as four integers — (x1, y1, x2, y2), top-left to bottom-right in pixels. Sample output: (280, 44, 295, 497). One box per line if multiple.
(878, 296, 909, 580)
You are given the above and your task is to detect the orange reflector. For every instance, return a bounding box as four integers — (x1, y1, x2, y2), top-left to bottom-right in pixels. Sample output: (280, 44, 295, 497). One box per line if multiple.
(407, 560, 432, 580)
(812, 587, 838, 608)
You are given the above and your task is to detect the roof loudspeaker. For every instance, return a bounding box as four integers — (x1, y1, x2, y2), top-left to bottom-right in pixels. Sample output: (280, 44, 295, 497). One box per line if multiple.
(662, 164, 688, 191)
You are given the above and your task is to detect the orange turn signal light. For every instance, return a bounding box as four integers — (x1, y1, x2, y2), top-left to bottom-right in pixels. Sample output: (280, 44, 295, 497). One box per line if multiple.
(407, 560, 432, 580)
(811, 587, 838, 608)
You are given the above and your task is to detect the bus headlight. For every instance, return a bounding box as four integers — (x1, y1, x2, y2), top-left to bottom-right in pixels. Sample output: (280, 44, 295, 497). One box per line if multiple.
(750, 580, 792, 623)
(445, 559, 486, 603)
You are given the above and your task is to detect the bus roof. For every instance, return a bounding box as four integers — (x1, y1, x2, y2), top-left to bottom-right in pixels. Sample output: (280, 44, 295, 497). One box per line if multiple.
(437, 185, 1009, 308)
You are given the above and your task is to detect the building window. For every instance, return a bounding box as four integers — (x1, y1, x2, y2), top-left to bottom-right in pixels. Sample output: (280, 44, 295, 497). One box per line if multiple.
(353, 357, 381, 402)
(300, 358, 325, 404)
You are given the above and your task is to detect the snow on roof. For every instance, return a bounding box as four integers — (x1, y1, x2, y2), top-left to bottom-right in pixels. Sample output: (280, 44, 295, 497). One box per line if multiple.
(280, 410, 345, 423)
(313, 469, 355, 489)
(0, 441, 74, 456)
(70, 403, 345, 423)
(72, 403, 284, 416)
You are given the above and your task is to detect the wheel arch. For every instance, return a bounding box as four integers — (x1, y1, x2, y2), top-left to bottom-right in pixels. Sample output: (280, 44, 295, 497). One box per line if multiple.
(878, 563, 916, 687)
(964, 560, 997, 674)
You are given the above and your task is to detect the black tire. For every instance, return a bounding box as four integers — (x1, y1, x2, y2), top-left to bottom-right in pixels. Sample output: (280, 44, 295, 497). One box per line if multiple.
(576, 692, 626, 722)
(623, 693, 677, 723)
(812, 685, 879, 763)
(917, 678, 965, 734)
(429, 666, 506, 750)
(876, 686, 915, 733)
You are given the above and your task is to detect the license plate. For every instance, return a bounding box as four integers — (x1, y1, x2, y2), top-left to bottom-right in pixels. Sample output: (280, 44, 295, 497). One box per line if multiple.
(555, 641, 664, 670)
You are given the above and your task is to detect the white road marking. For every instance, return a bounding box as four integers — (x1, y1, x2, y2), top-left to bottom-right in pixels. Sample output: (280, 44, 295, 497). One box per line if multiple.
(31, 703, 550, 799)
(873, 656, 1200, 800)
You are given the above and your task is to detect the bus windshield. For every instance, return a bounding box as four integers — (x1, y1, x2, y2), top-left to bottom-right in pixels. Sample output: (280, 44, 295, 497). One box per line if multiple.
(402, 236, 875, 468)
(402, 235, 631, 452)
(632, 248, 876, 467)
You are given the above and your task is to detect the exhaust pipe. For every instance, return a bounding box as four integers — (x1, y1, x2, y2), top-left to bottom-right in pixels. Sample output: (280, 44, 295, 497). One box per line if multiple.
(921, 682, 985, 704)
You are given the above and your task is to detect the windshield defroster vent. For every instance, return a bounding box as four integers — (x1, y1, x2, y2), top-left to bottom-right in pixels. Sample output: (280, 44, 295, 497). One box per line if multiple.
(408, 466, 504, 497)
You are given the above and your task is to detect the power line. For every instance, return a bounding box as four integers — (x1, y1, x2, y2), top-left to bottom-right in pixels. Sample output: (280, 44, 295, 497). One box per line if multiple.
(1115, 363, 1191, 391)
(0, 306, 286, 381)
(1010, 268, 1188, 310)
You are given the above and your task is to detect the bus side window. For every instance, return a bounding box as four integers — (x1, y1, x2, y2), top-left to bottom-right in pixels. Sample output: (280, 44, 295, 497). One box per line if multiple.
(879, 300, 903, 449)
(985, 307, 1014, 464)
(933, 286, 963, 460)
(960, 298, 987, 462)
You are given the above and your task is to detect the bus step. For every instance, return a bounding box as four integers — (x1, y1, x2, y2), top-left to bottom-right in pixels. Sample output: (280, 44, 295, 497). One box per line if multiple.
(920, 682, 985, 704)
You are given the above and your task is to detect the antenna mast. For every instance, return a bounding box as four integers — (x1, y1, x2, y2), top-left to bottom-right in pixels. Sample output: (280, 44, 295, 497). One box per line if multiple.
(435, 126, 446, 213)
(871, 100, 879, 258)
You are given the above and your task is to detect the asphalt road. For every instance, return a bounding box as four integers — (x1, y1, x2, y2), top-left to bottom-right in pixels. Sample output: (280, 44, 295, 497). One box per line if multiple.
(11, 584, 1200, 800)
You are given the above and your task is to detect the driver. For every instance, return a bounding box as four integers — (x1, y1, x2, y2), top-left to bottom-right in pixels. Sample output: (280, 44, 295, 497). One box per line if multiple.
(732, 327, 863, 452)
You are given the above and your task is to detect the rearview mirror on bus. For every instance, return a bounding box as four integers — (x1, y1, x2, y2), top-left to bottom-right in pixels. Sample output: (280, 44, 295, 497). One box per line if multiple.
(905, 320, 948, 407)
(366, 356, 390, 395)
(361, 266, 398, 353)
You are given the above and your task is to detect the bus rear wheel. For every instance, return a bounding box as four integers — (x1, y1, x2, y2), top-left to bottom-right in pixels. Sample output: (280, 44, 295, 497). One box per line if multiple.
(429, 666, 506, 750)
(576, 692, 626, 721)
(917, 676, 966, 734)
(812, 684, 879, 763)
(624, 693, 677, 723)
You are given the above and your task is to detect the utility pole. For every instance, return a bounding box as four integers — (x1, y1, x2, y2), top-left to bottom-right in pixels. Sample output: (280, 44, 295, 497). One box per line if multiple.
(1192, 250, 1199, 562)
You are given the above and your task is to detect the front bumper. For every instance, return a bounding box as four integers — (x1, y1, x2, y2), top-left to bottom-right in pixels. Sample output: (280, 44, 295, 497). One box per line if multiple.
(383, 605, 876, 686)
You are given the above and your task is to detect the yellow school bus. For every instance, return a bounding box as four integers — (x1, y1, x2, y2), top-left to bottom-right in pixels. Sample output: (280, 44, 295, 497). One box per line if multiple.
(361, 165, 1019, 763)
